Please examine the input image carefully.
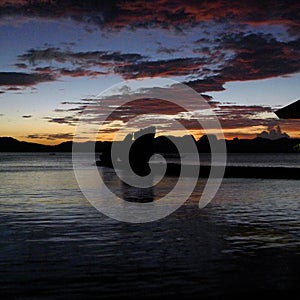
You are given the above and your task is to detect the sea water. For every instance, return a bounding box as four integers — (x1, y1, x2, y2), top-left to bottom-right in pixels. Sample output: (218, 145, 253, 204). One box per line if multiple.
(0, 153, 299, 298)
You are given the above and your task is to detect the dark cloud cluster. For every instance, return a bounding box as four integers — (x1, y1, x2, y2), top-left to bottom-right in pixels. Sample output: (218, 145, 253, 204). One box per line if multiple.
(2, 48, 146, 86)
(19, 47, 207, 81)
(18, 48, 146, 66)
(15, 30, 300, 92)
(115, 57, 205, 79)
(35, 66, 107, 78)
(0, 72, 55, 86)
(15, 47, 147, 82)
(183, 76, 226, 93)
(1, 1, 299, 33)
(44, 116, 80, 126)
(220, 33, 300, 81)
(4, 1, 298, 92)
(184, 33, 300, 92)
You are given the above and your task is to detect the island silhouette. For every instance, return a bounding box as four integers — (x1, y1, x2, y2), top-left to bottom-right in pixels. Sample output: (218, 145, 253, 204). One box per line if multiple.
(1, 129, 300, 179)
(92, 126, 300, 179)
(1, 132, 299, 154)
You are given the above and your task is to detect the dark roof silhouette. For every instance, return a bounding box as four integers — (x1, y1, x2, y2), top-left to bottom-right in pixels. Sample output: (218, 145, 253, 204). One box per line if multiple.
(275, 99, 300, 119)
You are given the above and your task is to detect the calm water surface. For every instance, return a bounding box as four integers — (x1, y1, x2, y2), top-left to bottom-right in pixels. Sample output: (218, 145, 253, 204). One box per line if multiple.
(0, 153, 299, 299)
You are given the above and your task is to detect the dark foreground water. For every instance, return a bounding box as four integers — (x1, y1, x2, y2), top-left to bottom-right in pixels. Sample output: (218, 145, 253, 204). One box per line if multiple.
(0, 153, 299, 299)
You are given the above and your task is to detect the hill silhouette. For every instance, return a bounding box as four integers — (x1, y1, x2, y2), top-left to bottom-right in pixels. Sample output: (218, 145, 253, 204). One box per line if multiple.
(275, 99, 300, 119)
(1, 135, 300, 153)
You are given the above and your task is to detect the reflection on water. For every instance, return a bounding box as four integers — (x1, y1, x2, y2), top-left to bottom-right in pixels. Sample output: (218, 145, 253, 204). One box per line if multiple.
(99, 167, 155, 203)
(156, 152, 300, 168)
(121, 180, 154, 203)
(0, 153, 299, 298)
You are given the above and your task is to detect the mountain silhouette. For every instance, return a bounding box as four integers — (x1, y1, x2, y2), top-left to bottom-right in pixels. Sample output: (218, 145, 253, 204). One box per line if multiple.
(1, 135, 300, 153)
(275, 99, 300, 119)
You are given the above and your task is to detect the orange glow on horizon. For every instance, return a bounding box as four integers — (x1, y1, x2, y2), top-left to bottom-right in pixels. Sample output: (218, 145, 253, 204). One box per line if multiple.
(13, 125, 300, 146)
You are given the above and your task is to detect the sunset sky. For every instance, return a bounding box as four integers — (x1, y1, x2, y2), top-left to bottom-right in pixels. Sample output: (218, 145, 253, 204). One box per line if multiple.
(1, 0, 300, 144)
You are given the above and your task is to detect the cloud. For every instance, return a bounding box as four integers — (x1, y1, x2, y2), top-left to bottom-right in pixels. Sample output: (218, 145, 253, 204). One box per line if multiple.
(26, 133, 74, 140)
(219, 33, 300, 81)
(176, 103, 276, 132)
(183, 76, 226, 93)
(115, 57, 205, 79)
(45, 91, 277, 136)
(22, 115, 32, 118)
(45, 98, 185, 128)
(14, 63, 27, 69)
(184, 33, 300, 92)
(156, 45, 181, 55)
(0, 72, 55, 86)
(5, 86, 24, 91)
(16, 31, 300, 93)
(17, 47, 146, 79)
(256, 124, 290, 140)
(0, 0, 118, 28)
(34, 67, 107, 78)
(18, 47, 211, 82)
(6, 1, 300, 96)
(18, 47, 146, 67)
(2, 2, 299, 140)
(44, 89, 300, 138)
(59, 68, 107, 77)
(0, 1, 299, 35)
(32, 66, 105, 79)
